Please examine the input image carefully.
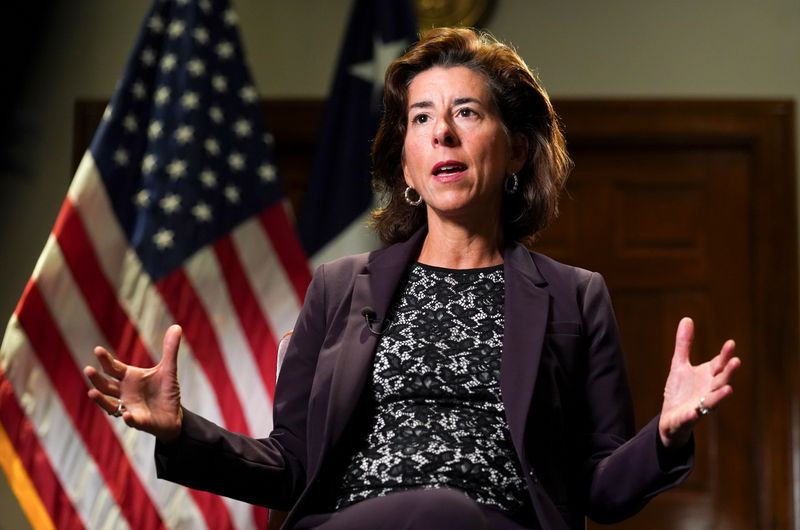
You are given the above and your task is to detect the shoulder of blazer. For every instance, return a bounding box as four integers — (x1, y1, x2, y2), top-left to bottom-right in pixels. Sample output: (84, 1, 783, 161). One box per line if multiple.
(315, 251, 370, 283)
(529, 250, 597, 291)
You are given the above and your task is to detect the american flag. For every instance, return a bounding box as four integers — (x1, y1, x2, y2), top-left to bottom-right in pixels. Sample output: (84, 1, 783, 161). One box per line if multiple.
(0, 0, 310, 529)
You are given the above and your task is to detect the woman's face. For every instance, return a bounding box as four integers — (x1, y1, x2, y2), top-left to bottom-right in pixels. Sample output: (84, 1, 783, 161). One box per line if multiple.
(402, 66, 524, 227)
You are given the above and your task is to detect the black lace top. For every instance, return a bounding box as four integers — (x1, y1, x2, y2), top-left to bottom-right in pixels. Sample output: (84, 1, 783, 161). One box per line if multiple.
(329, 263, 529, 512)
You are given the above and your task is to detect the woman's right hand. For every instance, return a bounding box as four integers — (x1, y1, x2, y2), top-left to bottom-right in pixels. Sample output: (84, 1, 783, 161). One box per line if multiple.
(84, 324, 184, 443)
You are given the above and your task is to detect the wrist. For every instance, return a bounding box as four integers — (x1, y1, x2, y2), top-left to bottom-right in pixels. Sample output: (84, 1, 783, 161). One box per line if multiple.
(156, 407, 183, 445)
(659, 422, 691, 450)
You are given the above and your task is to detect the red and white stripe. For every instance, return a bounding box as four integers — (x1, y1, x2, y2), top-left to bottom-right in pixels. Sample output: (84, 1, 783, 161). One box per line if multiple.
(0, 152, 311, 530)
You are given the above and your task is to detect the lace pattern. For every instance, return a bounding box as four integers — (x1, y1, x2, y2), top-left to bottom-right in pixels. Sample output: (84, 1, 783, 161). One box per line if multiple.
(331, 263, 528, 512)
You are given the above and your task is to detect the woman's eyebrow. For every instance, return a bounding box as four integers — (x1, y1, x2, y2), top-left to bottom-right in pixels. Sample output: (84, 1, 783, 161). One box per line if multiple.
(409, 100, 433, 111)
(408, 97, 482, 111)
(453, 97, 481, 106)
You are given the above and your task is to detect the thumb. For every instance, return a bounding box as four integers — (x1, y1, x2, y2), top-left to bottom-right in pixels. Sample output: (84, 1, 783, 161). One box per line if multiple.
(160, 324, 182, 374)
(672, 317, 694, 367)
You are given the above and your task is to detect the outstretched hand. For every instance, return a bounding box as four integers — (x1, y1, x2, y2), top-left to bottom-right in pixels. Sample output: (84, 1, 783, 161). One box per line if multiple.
(659, 318, 741, 449)
(84, 325, 184, 443)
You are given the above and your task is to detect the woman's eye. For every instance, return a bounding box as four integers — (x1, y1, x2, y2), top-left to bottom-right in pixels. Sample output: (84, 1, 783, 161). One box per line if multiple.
(411, 114, 429, 124)
(456, 108, 476, 118)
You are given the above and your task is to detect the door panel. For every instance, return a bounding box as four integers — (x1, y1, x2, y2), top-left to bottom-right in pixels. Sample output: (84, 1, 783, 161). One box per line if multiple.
(537, 146, 756, 528)
(533, 109, 786, 528)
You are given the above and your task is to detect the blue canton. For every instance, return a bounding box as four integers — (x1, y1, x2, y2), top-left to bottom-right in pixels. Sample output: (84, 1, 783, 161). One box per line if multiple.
(90, 0, 282, 281)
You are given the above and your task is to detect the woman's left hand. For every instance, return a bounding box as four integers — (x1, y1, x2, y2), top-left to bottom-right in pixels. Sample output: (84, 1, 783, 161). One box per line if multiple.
(659, 317, 741, 449)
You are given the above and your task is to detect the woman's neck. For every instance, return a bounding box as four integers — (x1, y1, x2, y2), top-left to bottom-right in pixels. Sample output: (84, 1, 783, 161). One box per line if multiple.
(418, 216, 504, 269)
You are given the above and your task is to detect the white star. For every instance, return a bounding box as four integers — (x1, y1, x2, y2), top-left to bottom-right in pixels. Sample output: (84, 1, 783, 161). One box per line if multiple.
(200, 169, 217, 188)
(148, 15, 164, 34)
(148, 121, 163, 140)
(186, 58, 205, 77)
(223, 8, 239, 26)
(167, 20, 185, 38)
(140, 48, 156, 66)
(113, 148, 129, 166)
(159, 193, 181, 214)
(212, 75, 228, 92)
(209, 106, 224, 123)
(133, 189, 150, 207)
(166, 159, 187, 179)
(349, 35, 408, 106)
(160, 53, 178, 72)
(192, 202, 213, 222)
(155, 86, 171, 105)
(199, 0, 212, 13)
(102, 105, 113, 121)
(123, 114, 138, 132)
(176, 0, 190, 5)
(131, 81, 147, 99)
(233, 119, 252, 137)
(258, 163, 276, 182)
(215, 41, 235, 60)
(239, 85, 258, 103)
(227, 152, 245, 171)
(174, 125, 194, 145)
(181, 91, 200, 110)
(204, 138, 220, 155)
(153, 228, 174, 249)
(224, 185, 240, 203)
(142, 154, 157, 174)
(193, 27, 209, 44)
(263, 133, 274, 145)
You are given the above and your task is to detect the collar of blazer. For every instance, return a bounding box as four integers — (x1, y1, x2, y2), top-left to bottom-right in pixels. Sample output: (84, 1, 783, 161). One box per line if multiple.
(320, 226, 551, 472)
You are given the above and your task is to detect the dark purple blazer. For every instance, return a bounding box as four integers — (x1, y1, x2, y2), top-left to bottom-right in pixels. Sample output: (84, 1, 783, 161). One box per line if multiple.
(155, 228, 693, 530)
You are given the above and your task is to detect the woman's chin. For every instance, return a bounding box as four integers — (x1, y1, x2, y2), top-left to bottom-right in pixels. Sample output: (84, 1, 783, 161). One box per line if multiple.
(428, 201, 499, 227)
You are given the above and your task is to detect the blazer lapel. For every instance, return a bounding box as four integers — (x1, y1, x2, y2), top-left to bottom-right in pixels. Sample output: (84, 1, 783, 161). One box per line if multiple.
(321, 229, 427, 456)
(501, 244, 550, 459)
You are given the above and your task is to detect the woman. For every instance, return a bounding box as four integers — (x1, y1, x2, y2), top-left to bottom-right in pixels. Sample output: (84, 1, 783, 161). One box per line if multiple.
(85, 28, 740, 530)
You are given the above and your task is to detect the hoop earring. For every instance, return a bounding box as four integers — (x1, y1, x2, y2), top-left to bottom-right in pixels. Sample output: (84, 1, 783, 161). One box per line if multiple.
(404, 186, 423, 206)
(505, 173, 519, 194)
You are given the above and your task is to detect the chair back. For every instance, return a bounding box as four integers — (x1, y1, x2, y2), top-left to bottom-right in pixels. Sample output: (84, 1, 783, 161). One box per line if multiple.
(276, 331, 292, 378)
(268, 331, 293, 530)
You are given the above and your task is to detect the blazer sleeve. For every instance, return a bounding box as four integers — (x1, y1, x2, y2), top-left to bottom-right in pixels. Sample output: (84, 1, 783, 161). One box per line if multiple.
(154, 263, 329, 510)
(579, 272, 693, 523)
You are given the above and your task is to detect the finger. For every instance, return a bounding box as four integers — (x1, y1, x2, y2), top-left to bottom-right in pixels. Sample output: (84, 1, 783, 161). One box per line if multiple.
(699, 384, 734, 412)
(712, 356, 741, 391)
(711, 340, 736, 376)
(83, 365, 121, 397)
(672, 317, 694, 366)
(87, 388, 123, 416)
(159, 324, 182, 373)
(94, 346, 126, 380)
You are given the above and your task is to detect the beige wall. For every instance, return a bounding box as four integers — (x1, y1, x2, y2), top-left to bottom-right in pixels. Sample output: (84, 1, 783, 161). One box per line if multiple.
(2, 1, 798, 528)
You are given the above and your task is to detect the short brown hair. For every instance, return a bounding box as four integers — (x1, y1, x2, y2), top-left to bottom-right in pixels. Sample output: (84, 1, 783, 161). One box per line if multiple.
(371, 27, 572, 247)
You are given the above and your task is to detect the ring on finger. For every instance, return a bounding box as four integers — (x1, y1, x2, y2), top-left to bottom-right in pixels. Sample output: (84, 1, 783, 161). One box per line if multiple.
(110, 399, 126, 418)
(695, 396, 710, 416)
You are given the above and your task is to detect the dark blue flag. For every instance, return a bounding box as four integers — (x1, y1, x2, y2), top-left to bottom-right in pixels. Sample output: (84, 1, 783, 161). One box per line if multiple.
(298, 0, 418, 259)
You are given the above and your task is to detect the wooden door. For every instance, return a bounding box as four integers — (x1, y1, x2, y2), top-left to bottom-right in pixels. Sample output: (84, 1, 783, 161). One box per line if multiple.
(533, 101, 798, 530)
(73, 98, 798, 529)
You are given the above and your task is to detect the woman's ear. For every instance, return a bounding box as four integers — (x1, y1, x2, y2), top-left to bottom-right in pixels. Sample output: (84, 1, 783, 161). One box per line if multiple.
(401, 150, 413, 187)
(509, 132, 528, 174)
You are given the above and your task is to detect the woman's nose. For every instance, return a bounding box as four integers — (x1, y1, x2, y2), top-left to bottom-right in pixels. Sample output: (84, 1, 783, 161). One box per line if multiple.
(433, 119, 458, 147)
